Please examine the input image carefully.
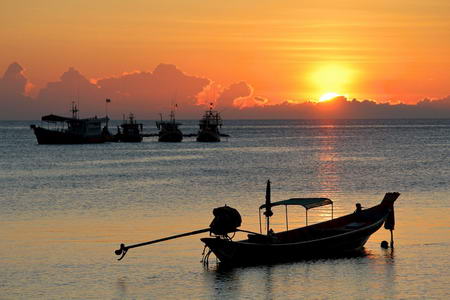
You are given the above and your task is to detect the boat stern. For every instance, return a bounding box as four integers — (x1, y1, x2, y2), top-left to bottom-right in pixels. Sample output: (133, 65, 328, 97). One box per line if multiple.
(201, 237, 238, 263)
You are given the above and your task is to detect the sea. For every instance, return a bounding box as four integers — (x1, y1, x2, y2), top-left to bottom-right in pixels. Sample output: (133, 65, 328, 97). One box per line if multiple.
(1, 119, 449, 299)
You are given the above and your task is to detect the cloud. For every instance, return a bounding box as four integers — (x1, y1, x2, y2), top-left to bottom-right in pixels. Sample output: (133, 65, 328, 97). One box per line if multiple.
(0, 62, 35, 119)
(0, 62, 27, 96)
(214, 81, 268, 109)
(228, 95, 450, 119)
(1, 62, 450, 120)
(216, 81, 252, 108)
(28, 63, 210, 118)
(417, 96, 450, 109)
(96, 64, 210, 115)
(36, 67, 104, 115)
(195, 81, 223, 108)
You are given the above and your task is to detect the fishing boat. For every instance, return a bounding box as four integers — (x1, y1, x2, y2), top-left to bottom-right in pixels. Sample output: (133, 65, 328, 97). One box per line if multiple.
(196, 104, 223, 142)
(115, 181, 399, 266)
(30, 102, 112, 144)
(156, 109, 183, 142)
(116, 113, 143, 142)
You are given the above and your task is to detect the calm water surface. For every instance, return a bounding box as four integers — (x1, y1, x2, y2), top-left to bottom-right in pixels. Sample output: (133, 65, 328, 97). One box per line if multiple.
(1, 119, 449, 299)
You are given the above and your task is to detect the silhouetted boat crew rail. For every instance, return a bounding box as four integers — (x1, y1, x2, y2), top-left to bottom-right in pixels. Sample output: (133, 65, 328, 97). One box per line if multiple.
(115, 181, 399, 266)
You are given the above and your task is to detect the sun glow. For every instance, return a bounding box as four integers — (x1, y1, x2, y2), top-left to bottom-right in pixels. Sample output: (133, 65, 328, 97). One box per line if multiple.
(309, 64, 354, 102)
(319, 92, 341, 102)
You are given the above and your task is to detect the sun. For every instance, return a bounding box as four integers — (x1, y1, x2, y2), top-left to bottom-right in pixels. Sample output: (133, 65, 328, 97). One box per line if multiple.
(319, 92, 341, 102)
(308, 64, 355, 101)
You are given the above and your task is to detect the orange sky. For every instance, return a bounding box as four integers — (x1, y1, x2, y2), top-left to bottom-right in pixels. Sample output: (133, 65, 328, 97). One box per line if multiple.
(1, 0, 450, 105)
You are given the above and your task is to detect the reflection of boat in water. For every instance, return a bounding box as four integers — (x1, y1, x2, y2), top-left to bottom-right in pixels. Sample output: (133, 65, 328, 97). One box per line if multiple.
(156, 109, 183, 142)
(116, 113, 143, 142)
(115, 181, 399, 266)
(30, 102, 112, 144)
(197, 105, 223, 142)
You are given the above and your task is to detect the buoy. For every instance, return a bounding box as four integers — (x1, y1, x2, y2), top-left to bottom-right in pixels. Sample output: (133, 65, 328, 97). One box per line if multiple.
(380, 240, 389, 249)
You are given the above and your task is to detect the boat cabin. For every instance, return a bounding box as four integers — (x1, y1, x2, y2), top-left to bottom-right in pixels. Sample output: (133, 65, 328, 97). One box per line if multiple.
(41, 114, 109, 137)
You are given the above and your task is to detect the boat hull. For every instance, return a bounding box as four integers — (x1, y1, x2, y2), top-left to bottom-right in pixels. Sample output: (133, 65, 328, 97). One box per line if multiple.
(201, 202, 392, 266)
(31, 126, 106, 144)
(196, 130, 220, 142)
(118, 134, 143, 142)
(158, 131, 183, 142)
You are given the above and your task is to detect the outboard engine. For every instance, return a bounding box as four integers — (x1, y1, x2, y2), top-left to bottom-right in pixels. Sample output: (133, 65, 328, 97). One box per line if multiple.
(209, 205, 242, 236)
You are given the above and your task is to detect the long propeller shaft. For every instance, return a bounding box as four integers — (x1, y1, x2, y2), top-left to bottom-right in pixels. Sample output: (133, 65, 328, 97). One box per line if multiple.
(115, 228, 210, 260)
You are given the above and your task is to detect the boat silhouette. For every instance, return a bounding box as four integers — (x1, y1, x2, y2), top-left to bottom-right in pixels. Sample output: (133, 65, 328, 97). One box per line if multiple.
(156, 109, 183, 142)
(30, 102, 112, 144)
(115, 181, 399, 266)
(116, 113, 143, 142)
(197, 104, 223, 142)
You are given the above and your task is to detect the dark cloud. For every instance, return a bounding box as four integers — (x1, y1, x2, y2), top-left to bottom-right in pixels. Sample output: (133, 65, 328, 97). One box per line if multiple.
(214, 81, 269, 109)
(96, 64, 210, 116)
(1, 62, 449, 120)
(1, 62, 27, 96)
(225, 96, 450, 119)
(417, 96, 450, 109)
(11, 63, 210, 119)
(0, 62, 34, 119)
(216, 81, 252, 108)
(36, 67, 104, 115)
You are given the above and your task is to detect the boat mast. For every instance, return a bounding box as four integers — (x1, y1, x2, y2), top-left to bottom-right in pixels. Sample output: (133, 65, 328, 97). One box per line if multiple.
(263, 180, 273, 235)
(170, 104, 177, 123)
(105, 98, 111, 118)
(71, 101, 79, 119)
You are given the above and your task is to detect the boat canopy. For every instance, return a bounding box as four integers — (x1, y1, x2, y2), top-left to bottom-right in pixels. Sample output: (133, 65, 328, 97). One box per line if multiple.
(42, 114, 109, 123)
(260, 198, 332, 210)
(42, 114, 74, 122)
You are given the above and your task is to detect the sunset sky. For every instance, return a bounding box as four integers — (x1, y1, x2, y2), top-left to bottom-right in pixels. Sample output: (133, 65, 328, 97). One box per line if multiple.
(1, 0, 450, 118)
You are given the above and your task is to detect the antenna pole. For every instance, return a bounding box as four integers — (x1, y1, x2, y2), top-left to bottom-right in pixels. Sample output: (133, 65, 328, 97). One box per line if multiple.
(263, 180, 273, 235)
(71, 101, 79, 119)
(105, 99, 111, 117)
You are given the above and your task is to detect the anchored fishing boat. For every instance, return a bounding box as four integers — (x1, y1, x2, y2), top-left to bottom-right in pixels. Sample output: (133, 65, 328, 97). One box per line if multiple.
(156, 109, 183, 142)
(30, 102, 112, 144)
(115, 181, 399, 266)
(116, 113, 143, 142)
(196, 104, 223, 142)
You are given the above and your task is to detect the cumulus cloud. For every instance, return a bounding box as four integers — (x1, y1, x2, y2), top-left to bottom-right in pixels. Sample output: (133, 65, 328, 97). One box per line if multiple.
(1, 62, 450, 120)
(216, 81, 252, 108)
(36, 67, 104, 115)
(25, 63, 210, 118)
(416, 96, 450, 109)
(228, 96, 450, 119)
(0, 62, 27, 96)
(195, 82, 223, 108)
(213, 81, 268, 109)
(96, 64, 210, 114)
(0, 62, 35, 119)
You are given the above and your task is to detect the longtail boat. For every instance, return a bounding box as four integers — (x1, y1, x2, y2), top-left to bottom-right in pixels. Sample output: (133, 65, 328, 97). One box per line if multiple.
(115, 181, 399, 266)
